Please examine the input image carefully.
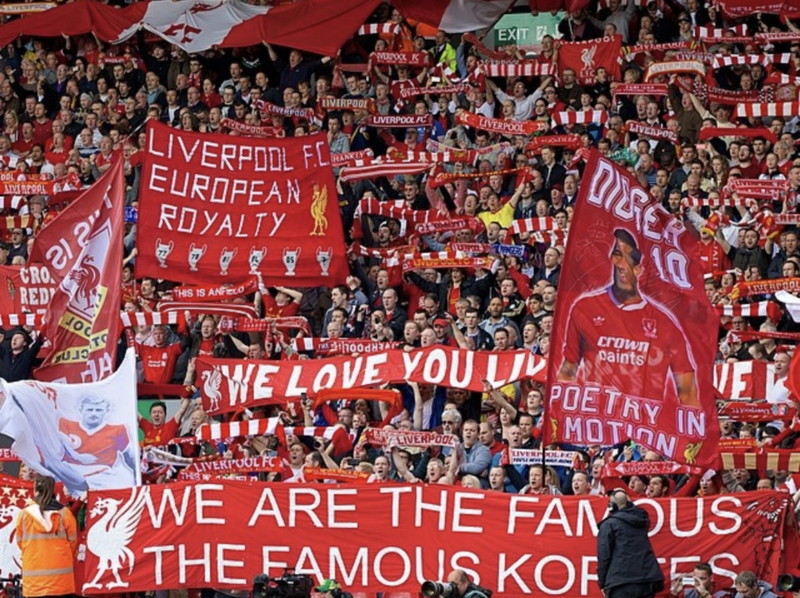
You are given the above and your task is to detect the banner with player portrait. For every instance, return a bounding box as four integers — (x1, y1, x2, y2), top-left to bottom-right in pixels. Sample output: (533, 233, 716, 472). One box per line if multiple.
(136, 121, 348, 287)
(0, 349, 140, 496)
(547, 151, 719, 470)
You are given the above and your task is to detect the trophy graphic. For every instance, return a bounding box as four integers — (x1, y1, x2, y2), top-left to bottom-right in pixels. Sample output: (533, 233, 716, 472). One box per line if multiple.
(282, 247, 301, 276)
(187, 243, 207, 272)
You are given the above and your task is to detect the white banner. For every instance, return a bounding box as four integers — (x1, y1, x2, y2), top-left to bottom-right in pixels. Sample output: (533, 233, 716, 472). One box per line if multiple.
(0, 349, 140, 496)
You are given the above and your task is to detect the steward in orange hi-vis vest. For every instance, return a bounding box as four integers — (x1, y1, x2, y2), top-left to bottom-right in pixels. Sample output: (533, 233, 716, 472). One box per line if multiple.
(15, 477, 78, 597)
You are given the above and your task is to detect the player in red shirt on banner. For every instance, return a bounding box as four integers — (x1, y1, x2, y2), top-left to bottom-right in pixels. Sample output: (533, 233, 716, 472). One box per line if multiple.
(138, 398, 191, 446)
(557, 229, 699, 406)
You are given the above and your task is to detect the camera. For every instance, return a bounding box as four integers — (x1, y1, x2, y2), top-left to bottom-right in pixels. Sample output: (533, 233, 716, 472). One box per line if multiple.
(253, 570, 314, 598)
(422, 581, 457, 598)
(778, 574, 800, 592)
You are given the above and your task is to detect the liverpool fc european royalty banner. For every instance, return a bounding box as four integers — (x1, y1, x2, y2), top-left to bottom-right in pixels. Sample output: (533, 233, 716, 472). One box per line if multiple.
(547, 151, 719, 470)
(80, 483, 791, 596)
(136, 121, 348, 286)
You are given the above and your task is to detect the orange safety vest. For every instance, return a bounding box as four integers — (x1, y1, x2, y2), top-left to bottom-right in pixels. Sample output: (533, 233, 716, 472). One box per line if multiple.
(15, 503, 78, 597)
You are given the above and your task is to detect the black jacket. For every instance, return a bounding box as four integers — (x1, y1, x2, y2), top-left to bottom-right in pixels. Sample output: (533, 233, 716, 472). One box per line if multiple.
(0, 336, 43, 382)
(597, 504, 664, 592)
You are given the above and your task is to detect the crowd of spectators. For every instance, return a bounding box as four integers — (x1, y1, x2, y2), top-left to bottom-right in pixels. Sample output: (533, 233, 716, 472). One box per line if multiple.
(1, 0, 800, 593)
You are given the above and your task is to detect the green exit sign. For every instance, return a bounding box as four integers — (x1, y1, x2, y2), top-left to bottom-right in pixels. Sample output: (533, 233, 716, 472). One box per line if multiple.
(491, 12, 564, 48)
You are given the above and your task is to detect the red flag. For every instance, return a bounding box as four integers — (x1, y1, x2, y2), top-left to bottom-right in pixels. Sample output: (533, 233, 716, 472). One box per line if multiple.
(26, 159, 125, 382)
(547, 151, 719, 470)
(557, 35, 622, 86)
(136, 121, 349, 287)
(786, 348, 800, 400)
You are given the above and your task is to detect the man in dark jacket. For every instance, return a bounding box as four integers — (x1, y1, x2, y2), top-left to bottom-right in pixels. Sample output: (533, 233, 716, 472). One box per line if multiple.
(597, 489, 664, 598)
(0, 329, 43, 382)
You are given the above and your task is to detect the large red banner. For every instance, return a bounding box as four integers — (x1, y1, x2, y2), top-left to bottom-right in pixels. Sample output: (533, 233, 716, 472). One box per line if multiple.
(714, 360, 782, 402)
(24, 159, 125, 382)
(136, 121, 348, 286)
(81, 483, 791, 596)
(547, 152, 719, 469)
(197, 347, 546, 415)
(557, 35, 622, 86)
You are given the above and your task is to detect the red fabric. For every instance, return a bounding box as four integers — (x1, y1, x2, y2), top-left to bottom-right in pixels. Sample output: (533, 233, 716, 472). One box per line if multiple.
(787, 346, 800, 400)
(0, 0, 377, 58)
(557, 35, 622, 86)
(547, 151, 719, 470)
(136, 121, 348, 287)
(196, 347, 546, 414)
(27, 160, 125, 383)
(82, 484, 792, 595)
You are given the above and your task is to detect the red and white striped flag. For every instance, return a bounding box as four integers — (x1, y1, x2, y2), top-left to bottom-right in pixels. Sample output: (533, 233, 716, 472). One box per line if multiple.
(198, 417, 280, 441)
(712, 54, 771, 69)
(736, 102, 800, 119)
(551, 110, 608, 127)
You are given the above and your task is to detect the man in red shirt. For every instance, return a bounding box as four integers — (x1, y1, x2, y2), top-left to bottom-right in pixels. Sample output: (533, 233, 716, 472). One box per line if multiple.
(138, 398, 191, 446)
(137, 325, 186, 384)
(557, 229, 699, 406)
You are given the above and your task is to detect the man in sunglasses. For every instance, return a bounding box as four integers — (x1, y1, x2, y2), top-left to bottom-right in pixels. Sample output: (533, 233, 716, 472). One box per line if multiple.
(597, 489, 664, 598)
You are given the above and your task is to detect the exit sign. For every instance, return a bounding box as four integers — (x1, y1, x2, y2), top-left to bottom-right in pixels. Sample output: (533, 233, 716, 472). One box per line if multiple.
(491, 12, 564, 48)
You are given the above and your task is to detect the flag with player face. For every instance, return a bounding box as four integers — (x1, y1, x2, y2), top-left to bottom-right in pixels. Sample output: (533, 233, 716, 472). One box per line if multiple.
(0, 349, 140, 496)
(547, 151, 719, 470)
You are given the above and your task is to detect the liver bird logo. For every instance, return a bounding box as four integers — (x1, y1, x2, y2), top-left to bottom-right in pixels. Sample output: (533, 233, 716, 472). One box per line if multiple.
(82, 487, 149, 591)
(310, 183, 329, 236)
(201, 367, 223, 412)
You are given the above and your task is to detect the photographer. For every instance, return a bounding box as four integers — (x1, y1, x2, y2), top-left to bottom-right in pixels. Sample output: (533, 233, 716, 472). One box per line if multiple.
(427, 569, 492, 598)
(669, 563, 727, 598)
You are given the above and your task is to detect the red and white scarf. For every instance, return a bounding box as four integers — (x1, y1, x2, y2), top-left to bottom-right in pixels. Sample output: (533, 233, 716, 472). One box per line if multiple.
(611, 83, 669, 98)
(358, 197, 435, 224)
(292, 338, 402, 354)
(120, 310, 180, 328)
(399, 84, 469, 99)
(370, 51, 431, 67)
(736, 102, 800, 119)
(157, 301, 258, 319)
(694, 24, 747, 39)
(481, 60, 554, 78)
(401, 254, 494, 272)
(320, 96, 377, 113)
(511, 217, 558, 234)
(339, 161, 430, 182)
(364, 114, 433, 128)
(357, 23, 399, 36)
(526, 134, 582, 154)
(716, 300, 781, 321)
(551, 110, 608, 127)
(416, 217, 481, 234)
(220, 118, 279, 138)
(386, 148, 479, 164)
(625, 121, 678, 143)
(330, 149, 375, 167)
(171, 276, 259, 302)
(0, 313, 44, 328)
(456, 111, 547, 136)
(644, 60, 705, 81)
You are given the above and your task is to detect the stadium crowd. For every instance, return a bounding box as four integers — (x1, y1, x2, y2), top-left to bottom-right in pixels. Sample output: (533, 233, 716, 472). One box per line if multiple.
(1, 0, 800, 595)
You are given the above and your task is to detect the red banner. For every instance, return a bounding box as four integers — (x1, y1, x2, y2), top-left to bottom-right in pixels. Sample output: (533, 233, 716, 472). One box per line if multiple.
(136, 121, 348, 287)
(81, 484, 792, 596)
(557, 35, 622, 85)
(547, 151, 719, 469)
(196, 347, 546, 415)
(713, 360, 782, 402)
(24, 160, 125, 382)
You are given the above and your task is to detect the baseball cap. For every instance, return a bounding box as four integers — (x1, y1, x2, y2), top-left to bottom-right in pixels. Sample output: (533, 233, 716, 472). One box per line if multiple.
(316, 580, 341, 592)
(433, 317, 450, 328)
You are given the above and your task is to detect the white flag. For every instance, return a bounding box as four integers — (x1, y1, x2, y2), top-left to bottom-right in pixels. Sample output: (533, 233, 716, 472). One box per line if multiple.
(0, 349, 140, 496)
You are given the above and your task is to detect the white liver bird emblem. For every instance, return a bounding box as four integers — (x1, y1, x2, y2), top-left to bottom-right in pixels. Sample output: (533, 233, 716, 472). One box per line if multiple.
(201, 367, 223, 412)
(83, 487, 149, 591)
